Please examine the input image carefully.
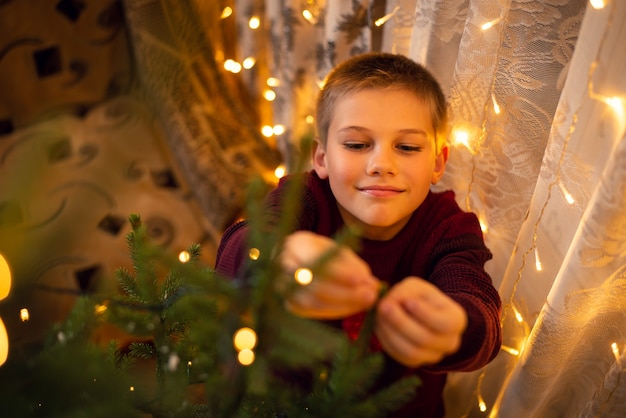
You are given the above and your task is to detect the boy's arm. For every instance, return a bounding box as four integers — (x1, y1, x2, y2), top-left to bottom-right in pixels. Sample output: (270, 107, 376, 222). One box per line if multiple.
(214, 220, 249, 278)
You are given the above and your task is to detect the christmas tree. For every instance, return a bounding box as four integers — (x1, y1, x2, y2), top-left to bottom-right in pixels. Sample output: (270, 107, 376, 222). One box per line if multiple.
(0, 163, 420, 417)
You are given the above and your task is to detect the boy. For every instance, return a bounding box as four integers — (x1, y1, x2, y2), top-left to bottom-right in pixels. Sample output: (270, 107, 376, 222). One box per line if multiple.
(216, 52, 502, 417)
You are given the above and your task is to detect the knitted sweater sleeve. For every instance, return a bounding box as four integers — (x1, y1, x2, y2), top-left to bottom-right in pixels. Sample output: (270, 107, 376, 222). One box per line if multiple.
(423, 211, 502, 373)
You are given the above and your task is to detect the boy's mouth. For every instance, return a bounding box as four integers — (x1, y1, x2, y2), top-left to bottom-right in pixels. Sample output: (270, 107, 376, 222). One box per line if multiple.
(358, 185, 404, 197)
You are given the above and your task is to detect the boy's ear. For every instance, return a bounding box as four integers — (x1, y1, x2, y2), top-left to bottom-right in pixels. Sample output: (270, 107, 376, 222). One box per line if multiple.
(431, 145, 449, 184)
(311, 139, 329, 179)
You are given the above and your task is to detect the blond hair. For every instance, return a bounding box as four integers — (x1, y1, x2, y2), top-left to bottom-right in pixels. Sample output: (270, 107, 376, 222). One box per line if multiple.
(315, 52, 448, 152)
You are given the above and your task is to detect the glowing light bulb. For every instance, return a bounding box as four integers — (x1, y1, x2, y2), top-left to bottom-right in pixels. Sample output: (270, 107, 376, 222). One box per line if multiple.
(249, 17, 260, 29)
(249, 248, 260, 261)
(242, 57, 256, 69)
(238, 348, 255, 365)
(294, 268, 313, 286)
(274, 165, 286, 179)
(305, 115, 314, 124)
(267, 77, 280, 87)
(481, 17, 501, 31)
(611, 342, 621, 364)
(20, 308, 29, 322)
(589, 0, 606, 9)
(453, 129, 471, 149)
(261, 125, 274, 137)
(302, 9, 317, 24)
(94, 304, 108, 315)
(558, 181, 575, 204)
(178, 251, 190, 263)
(0, 318, 7, 366)
(477, 394, 487, 412)
(221, 7, 233, 19)
(534, 248, 543, 271)
(263, 89, 276, 101)
(224, 59, 242, 73)
(233, 327, 257, 351)
(501, 345, 520, 356)
(374, 6, 400, 27)
(492, 94, 501, 114)
(0, 254, 10, 300)
(512, 305, 523, 323)
(273, 125, 286, 135)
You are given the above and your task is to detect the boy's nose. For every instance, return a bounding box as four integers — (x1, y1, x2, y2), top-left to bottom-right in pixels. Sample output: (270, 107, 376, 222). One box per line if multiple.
(366, 147, 397, 176)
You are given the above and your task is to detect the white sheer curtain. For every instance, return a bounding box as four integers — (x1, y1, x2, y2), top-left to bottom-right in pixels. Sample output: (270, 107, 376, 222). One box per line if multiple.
(251, 0, 626, 416)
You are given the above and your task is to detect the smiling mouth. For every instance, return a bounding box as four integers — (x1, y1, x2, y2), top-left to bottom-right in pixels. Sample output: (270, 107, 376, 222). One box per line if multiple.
(358, 186, 404, 197)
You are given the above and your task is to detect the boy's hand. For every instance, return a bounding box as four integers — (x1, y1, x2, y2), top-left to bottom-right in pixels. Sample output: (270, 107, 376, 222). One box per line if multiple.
(280, 231, 380, 319)
(375, 277, 467, 367)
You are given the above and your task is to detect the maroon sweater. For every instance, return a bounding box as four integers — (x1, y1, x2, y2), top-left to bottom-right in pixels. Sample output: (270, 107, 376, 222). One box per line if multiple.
(215, 171, 502, 418)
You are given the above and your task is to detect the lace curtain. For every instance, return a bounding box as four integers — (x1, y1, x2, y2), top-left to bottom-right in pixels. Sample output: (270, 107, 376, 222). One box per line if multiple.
(122, 0, 626, 416)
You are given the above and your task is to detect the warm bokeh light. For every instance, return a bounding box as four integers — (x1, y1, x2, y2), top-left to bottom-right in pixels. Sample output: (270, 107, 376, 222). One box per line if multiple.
(221, 7, 233, 19)
(273, 125, 286, 136)
(0, 253, 11, 300)
(94, 304, 108, 315)
(589, 0, 606, 9)
(267, 77, 280, 87)
(233, 327, 257, 351)
(248, 248, 260, 260)
(263, 89, 276, 101)
(178, 250, 190, 263)
(248, 16, 260, 29)
(481, 17, 501, 31)
(294, 268, 313, 286)
(374, 5, 399, 27)
(224, 59, 242, 73)
(238, 348, 255, 365)
(242, 57, 256, 69)
(20, 308, 29, 322)
(261, 125, 274, 137)
(274, 165, 286, 179)
(0, 318, 8, 366)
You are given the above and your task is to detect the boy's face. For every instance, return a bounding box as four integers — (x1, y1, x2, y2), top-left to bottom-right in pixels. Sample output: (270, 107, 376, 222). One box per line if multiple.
(313, 88, 447, 241)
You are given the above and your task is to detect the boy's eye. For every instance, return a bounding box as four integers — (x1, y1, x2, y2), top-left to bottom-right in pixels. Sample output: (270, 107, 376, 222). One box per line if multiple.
(343, 142, 369, 151)
(397, 144, 422, 152)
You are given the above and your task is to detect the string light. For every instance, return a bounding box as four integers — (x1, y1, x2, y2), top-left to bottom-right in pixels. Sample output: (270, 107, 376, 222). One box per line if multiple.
(267, 77, 280, 87)
(0, 253, 11, 366)
(374, 5, 400, 27)
(221, 7, 233, 19)
(558, 181, 575, 204)
(248, 16, 260, 30)
(273, 125, 286, 135)
(512, 305, 524, 323)
(261, 125, 274, 137)
(242, 57, 256, 69)
(589, 0, 606, 9)
(481, 17, 502, 31)
(263, 89, 276, 101)
(20, 308, 29, 322)
(302, 9, 317, 24)
(501, 345, 521, 356)
(274, 165, 286, 179)
(294, 268, 313, 286)
(178, 251, 190, 263)
(249, 248, 260, 261)
(94, 303, 108, 315)
(305, 115, 315, 124)
(224, 59, 242, 73)
(534, 248, 543, 271)
(611, 342, 621, 366)
(238, 348, 255, 365)
(491, 94, 501, 114)
(233, 327, 257, 366)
